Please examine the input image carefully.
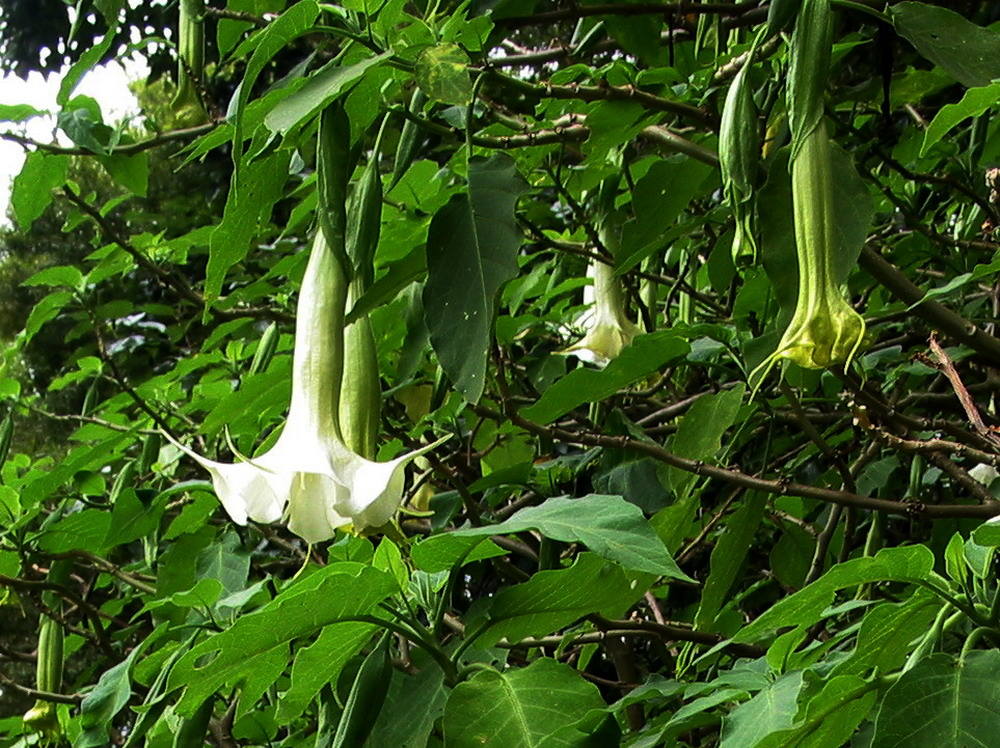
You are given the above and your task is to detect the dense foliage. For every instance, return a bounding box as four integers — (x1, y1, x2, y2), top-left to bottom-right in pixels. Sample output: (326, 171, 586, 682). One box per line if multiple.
(4, 0, 1000, 745)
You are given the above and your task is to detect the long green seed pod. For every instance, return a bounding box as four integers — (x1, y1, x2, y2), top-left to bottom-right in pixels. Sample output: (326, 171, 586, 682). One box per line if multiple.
(339, 279, 381, 460)
(23, 563, 69, 735)
(390, 89, 427, 189)
(171, 0, 208, 125)
(249, 322, 279, 376)
(0, 411, 12, 472)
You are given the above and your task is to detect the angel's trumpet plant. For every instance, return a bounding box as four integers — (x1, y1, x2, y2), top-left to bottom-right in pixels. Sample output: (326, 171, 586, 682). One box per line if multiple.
(171, 0, 208, 125)
(773, 119, 865, 370)
(561, 258, 642, 367)
(168, 232, 446, 543)
(561, 218, 642, 367)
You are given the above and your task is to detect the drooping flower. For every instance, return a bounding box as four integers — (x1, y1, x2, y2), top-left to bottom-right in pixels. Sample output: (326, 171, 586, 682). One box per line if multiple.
(167, 231, 447, 543)
(561, 258, 643, 368)
(772, 120, 865, 370)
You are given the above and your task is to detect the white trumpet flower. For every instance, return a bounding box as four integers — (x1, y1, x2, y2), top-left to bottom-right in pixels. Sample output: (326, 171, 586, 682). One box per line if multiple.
(561, 259, 642, 368)
(168, 232, 447, 543)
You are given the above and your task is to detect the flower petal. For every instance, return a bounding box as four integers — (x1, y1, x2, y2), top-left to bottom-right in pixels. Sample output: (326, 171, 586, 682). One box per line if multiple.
(330, 436, 451, 530)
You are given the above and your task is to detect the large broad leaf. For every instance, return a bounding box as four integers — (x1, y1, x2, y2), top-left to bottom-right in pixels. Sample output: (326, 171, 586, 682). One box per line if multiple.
(522, 331, 690, 424)
(11, 152, 69, 230)
(695, 493, 765, 631)
(363, 650, 448, 748)
(478, 552, 652, 646)
(205, 150, 290, 302)
(423, 155, 527, 403)
(229, 0, 320, 162)
(264, 52, 391, 135)
(754, 675, 877, 748)
(829, 588, 940, 678)
(733, 545, 936, 644)
(167, 563, 396, 714)
(278, 622, 378, 722)
(668, 384, 746, 498)
(443, 658, 605, 748)
(719, 671, 804, 748)
(415, 43, 473, 105)
(442, 494, 692, 580)
(77, 632, 156, 747)
(871, 651, 1000, 747)
(891, 2, 1000, 88)
(920, 81, 1000, 155)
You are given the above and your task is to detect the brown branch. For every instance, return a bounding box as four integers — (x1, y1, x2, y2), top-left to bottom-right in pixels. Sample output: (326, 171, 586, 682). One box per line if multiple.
(928, 333, 1000, 446)
(0, 672, 83, 704)
(495, 1, 757, 27)
(488, 71, 713, 128)
(471, 404, 998, 520)
(0, 123, 215, 157)
(859, 244, 1000, 367)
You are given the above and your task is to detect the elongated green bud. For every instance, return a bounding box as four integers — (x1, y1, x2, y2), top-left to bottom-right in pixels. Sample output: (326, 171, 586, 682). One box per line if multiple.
(24, 563, 67, 735)
(249, 322, 279, 375)
(390, 89, 427, 189)
(139, 433, 161, 474)
(22, 616, 63, 733)
(339, 280, 381, 460)
(0, 411, 12, 471)
(171, 0, 208, 125)
(110, 461, 137, 504)
(81, 378, 99, 417)
(719, 59, 759, 263)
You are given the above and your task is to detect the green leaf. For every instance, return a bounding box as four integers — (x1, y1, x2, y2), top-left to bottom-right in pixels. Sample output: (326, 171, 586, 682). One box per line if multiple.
(410, 535, 507, 572)
(719, 671, 804, 748)
(522, 331, 690, 424)
(0, 103, 45, 122)
(830, 588, 940, 678)
(754, 675, 877, 748)
(99, 152, 150, 196)
(669, 384, 746, 497)
(618, 158, 714, 272)
(57, 33, 115, 106)
(733, 545, 936, 644)
(104, 489, 163, 548)
(331, 634, 391, 748)
(447, 494, 692, 580)
(695, 493, 765, 631)
(345, 246, 426, 324)
(363, 649, 448, 748)
(38, 509, 112, 553)
(415, 43, 473, 105)
(278, 621, 377, 722)
(872, 651, 1000, 747)
(891, 2, 1000, 88)
(479, 553, 652, 646)
(423, 154, 527, 403)
(921, 81, 1000, 155)
(443, 658, 605, 747)
(22, 265, 84, 289)
(264, 52, 391, 135)
(167, 563, 395, 714)
(972, 519, 1000, 547)
(230, 0, 320, 162)
(77, 642, 146, 747)
(206, 150, 290, 302)
(11, 152, 69, 230)
(194, 529, 250, 595)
